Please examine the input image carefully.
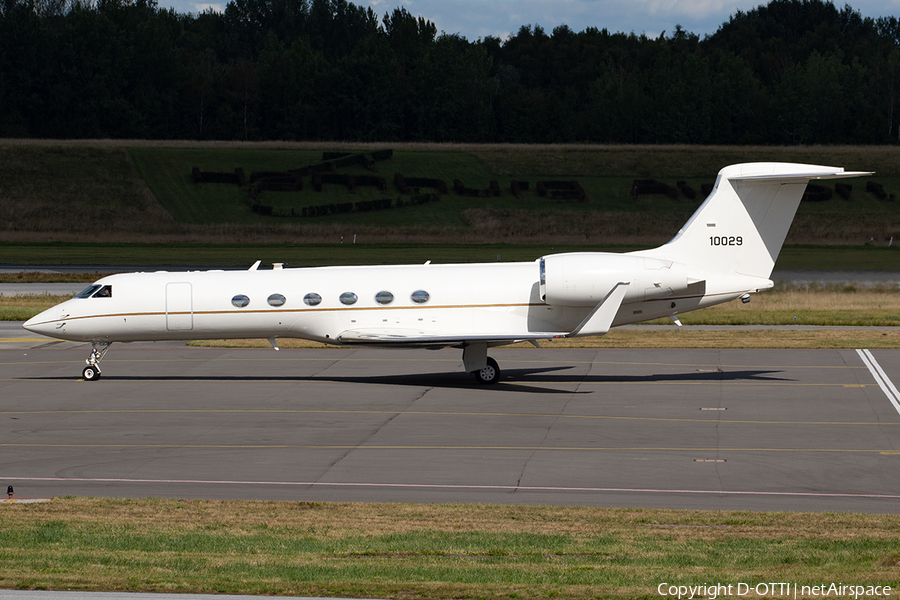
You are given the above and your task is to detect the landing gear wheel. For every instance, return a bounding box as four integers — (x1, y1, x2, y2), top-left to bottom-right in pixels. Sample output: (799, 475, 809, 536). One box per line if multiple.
(82, 342, 110, 381)
(82, 365, 101, 381)
(474, 356, 500, 385)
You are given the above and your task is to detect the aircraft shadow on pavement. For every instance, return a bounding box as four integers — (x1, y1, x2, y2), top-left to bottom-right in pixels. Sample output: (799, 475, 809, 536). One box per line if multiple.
(27, 367, 790, 394)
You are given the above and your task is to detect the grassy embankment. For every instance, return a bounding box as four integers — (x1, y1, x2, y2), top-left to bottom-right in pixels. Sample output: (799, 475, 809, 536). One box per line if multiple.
(2, 141, 900, 246)
(1, 499, 898, 599)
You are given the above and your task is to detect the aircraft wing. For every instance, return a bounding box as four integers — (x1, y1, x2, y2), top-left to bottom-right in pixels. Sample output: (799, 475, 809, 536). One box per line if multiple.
(337, 282, 631, 347)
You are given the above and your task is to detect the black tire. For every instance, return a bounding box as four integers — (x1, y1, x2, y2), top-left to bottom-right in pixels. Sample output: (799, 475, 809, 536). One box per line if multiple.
(82, 365, 101, 381)
(474, 356, 500, 385)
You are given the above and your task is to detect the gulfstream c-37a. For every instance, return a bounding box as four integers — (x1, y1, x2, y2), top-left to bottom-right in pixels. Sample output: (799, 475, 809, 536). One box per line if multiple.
(24, 163, 869, 384)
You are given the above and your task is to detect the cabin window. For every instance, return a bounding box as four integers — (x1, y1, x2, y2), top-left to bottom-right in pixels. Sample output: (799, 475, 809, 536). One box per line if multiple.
(375, 291, 394, 305)
(339, 292, 358, 305)
(411, 290, 430, 304)
(303, 293, 322, 306)
(93, 285, 112, 298)
(231, 294, 250, 308)
(75, 285, 102, 298)
(267, 293, 286, 307)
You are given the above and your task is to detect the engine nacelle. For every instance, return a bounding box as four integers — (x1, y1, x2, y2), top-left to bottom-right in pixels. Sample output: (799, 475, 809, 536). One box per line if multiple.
(540, 253, 688, 307)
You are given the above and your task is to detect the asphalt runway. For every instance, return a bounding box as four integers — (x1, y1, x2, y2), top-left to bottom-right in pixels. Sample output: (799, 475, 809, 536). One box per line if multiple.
(2, 324, 900, 513)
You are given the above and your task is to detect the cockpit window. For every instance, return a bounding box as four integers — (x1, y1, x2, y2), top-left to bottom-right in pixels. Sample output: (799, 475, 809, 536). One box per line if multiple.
(93, 285, 112, 298)
(75, 285, 102, 298)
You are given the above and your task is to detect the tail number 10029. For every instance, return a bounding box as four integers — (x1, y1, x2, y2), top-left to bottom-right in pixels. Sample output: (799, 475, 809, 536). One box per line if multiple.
(710, 236, 742, 246)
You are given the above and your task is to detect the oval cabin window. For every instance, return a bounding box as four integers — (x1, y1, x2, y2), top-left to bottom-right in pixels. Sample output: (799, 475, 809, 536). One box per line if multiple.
(375, 291, 394, 305)
(303, 293, 322, 306)
(231, 294, 250, 308)
(339, 292, 358, 305)
(267, 294, 286, 307)
(410, 290, 430, 304)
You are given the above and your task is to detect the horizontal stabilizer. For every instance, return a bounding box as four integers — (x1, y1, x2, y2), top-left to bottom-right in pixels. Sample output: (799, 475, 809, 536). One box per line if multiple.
(729, 170, 872, 182)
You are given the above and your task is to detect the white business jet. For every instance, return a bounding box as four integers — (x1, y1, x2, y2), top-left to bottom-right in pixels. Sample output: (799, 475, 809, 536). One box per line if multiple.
(24, 162, 868, 383)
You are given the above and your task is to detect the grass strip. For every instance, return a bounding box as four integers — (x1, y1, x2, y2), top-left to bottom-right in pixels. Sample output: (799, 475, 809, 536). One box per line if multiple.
(0, 242, 637, 268)
(1, 499, 898, 599)
(0, 242, 899, 270)
(0, 295, 73, 321)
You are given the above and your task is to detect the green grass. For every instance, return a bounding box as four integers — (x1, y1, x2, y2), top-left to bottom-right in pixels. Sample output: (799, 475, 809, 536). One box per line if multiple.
(0, 144, 176, 239)
(130, 144, 900, 232)
(130, 147, 323, 223)
(123, 144, 900, 243)
(129, 147, 506, 227)
(0, 241, 634, 267)
(470, 145, 900, 178)
(0, 294, 73, 321)
(0, 499, 898, 599)
(4, 141, 900, 246)
(773, 245, 900, 270)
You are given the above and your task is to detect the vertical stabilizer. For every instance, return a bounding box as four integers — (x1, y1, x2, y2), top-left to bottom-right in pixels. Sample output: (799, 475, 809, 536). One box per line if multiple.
(636, 163, 870, 279)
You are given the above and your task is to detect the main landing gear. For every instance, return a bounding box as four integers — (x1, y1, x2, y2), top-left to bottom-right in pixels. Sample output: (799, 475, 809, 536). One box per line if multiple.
(473, 356, 500, 385)
(83, 342, 110, 381)
(463, 343, 501, 385)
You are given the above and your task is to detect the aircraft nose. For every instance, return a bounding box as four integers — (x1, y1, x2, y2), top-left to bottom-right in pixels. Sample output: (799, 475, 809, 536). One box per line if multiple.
(23, 310, 63, 338)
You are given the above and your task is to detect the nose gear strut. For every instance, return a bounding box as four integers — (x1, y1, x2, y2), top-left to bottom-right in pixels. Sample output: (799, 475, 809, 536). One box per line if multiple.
(83, 342, 111, 381)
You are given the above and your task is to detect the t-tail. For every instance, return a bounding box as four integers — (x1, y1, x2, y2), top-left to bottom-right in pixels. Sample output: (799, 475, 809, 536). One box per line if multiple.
(635, 162, 871, 284)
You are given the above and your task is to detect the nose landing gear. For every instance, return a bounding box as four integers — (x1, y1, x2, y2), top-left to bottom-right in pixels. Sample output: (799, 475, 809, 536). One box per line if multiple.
(83, 342, 111, 381)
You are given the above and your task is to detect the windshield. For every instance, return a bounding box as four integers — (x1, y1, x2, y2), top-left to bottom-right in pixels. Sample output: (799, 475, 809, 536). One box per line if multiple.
(75, 285, 102, 298)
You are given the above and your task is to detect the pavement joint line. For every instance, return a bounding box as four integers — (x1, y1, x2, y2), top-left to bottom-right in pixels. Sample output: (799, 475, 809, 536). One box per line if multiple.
(0, 443, 897, 453)
(0, 407, 896, 426)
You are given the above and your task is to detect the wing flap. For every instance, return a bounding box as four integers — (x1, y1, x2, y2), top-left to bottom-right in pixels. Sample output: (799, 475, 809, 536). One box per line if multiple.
(336, 328, 561, 347)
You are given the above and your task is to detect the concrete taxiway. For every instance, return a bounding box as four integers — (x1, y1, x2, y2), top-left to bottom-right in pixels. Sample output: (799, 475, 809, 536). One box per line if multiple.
(1, 324, 899, 513)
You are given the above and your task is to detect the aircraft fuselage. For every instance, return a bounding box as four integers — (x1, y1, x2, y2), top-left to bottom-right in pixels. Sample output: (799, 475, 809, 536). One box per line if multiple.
(25, 255, 757, 347)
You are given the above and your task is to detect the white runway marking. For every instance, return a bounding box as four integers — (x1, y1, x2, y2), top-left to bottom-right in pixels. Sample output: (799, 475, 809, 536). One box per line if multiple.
(5, 476, 900, 500)
(857, 349, 900, 416)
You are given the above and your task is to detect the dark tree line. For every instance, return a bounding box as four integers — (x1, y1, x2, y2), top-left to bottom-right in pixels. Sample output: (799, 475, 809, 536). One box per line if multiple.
(3, 0, 900, 143)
